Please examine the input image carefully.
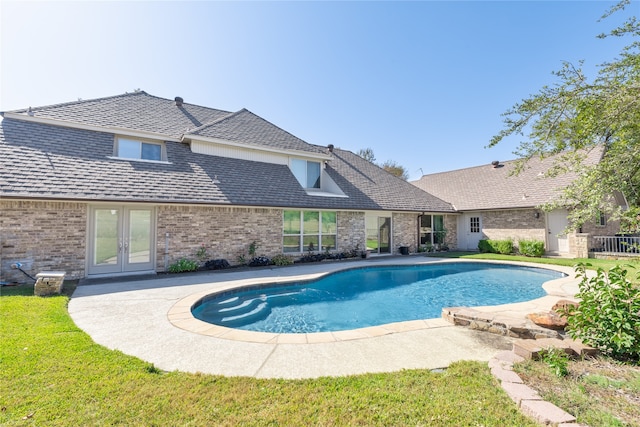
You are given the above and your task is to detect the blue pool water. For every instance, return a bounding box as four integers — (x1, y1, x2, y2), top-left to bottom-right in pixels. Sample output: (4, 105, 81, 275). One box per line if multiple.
(192, 262, 565, 333)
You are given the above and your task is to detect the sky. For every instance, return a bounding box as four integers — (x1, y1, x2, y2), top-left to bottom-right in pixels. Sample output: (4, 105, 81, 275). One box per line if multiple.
(0, 1, 635, 180)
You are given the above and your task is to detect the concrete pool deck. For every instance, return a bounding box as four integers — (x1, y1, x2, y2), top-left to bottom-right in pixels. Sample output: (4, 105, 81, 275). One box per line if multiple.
(68, 256, 580, 379)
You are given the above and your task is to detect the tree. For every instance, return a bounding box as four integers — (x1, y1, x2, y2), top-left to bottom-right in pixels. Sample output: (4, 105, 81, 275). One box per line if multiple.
(488, 1, 639, 231)
(356, 147, 376, 163)
(356, 148, 410, 180)
(381, 160, 410, 181)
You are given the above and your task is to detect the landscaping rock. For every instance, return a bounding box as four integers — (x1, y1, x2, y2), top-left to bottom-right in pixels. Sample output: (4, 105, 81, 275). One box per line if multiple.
(526, 311, 567, 330)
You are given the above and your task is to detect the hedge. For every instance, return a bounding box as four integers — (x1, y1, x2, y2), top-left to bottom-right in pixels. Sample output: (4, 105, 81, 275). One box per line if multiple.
(478, 239, 514, 255)
(518, 239, 545, 257)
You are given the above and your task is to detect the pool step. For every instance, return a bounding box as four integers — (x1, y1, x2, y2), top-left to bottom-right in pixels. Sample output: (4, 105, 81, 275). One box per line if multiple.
(196, 295, 271, 327)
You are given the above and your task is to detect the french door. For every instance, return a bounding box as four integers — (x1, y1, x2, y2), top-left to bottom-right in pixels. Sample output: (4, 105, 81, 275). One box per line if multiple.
(88, 206, 155, 275)
(366, 215, 391, 254)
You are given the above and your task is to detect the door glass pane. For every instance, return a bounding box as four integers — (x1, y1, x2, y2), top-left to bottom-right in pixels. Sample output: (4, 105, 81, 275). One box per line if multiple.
(470, 217, 480, 233)
(379, 217, 391, 253)
(128, 210, 151, 264)
(94, 209, 119, 265)
(366, 216, 379, 251)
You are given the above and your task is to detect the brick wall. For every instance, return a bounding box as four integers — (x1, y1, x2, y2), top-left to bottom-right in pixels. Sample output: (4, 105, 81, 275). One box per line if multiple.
(156, 205, 283, 270)
(156, 207, 368, 270)
(392, 212, 418, 253)
(444, 215, 458, 250)
(481, 209, 547, 247)
(0, 200, 86, 283)
(337, 211, 365, 253)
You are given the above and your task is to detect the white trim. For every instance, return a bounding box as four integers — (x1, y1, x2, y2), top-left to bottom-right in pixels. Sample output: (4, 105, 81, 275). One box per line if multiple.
(185, 134, 332, 161)
(1, 112, 181, 142)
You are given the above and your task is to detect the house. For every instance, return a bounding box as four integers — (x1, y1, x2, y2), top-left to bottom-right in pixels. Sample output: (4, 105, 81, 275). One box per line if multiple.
(411, 149, 623, 256)
(0, 91, 456, 282)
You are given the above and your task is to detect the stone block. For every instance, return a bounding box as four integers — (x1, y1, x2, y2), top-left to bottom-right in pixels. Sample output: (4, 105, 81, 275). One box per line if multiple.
(34, 271, 66, 296)
(501, 382, 541, 405)
(520, 399, 576, 425)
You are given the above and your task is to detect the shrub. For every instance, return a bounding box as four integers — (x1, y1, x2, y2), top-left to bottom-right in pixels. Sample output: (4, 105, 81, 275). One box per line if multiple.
(558, 264, 640, 361)
(248, 256, 271, 267)
(272, 254, 294, 266)
(518, 239, 545, 257)
(539, 347, 569, 377)
(478, 239, 513, 255)
(168, 258, 199, 273)
(478, 239, 492, 253)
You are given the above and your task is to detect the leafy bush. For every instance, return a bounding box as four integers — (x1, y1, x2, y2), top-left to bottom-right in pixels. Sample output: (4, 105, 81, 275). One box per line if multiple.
(248, 256, 271, 267)
(559, 264, 640, 360)
(478, 239, 513, 255)
(168, 258, 199, 273)
(539, 347, 569, 377)
(271, 254, 294, 266)
(518, 239, 545, 257)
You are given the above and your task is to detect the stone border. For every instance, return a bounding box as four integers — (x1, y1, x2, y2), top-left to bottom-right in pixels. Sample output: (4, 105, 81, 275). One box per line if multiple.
(489, 350, 587, 426)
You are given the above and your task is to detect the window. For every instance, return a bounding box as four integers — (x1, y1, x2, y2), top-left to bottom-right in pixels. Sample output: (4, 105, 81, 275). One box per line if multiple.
(420, 214, 445, 245)
(116, 137, 163, 161)
(596, 211, 607, 227)
(283, 210, 336, 253)
(291, 159, 321, 189)
(470, 217, 480, 233)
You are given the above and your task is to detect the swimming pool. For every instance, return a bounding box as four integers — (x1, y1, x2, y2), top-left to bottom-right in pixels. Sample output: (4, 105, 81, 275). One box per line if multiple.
(191, 262, 565, 333)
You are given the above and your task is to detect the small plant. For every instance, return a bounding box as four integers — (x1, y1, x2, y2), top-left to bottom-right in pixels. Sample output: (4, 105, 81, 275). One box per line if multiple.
(558, 264, 640, 361)
(195, 243, 209, 262)
(168, 258, 199, 273)
(144, 363, 162, 374)
(272, 254, 294, 266)
(248, 241, 258, 257)
(539, 347, 569, 377)
(518, 239, 545, 257)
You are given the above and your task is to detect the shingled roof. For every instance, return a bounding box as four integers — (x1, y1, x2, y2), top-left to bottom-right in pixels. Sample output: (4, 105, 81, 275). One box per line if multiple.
(0, 94, 453, 213)
(5, 92, 232, 139)
(411, 147, 604, 211)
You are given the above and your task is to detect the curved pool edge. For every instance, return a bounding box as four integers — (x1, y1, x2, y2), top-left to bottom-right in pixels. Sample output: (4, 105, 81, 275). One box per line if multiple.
(167, 258, 582, 344)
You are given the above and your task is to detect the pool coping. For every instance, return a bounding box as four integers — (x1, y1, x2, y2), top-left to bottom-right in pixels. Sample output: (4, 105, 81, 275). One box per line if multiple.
(167, 259, 580, 344)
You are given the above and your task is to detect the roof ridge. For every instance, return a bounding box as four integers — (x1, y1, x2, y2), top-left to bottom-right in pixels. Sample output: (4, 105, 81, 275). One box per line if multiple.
(186, 108, 246, 135)
(4, 91, 148, 114)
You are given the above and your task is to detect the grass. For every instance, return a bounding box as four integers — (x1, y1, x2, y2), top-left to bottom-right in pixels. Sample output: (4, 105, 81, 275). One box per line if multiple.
(1, 286, 537, 426)
(514, 357, 640, 426)
(3, 253, 638, 425)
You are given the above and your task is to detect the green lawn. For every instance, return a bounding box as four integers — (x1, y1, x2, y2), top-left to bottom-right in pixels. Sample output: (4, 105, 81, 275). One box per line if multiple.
(3, 253, 637, 425)
(0, 288, 538, 426)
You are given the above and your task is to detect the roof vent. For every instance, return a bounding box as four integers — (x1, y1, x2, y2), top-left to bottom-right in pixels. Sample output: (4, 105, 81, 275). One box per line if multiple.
(27, 107, 34, 117)
(328, 144, 334, 153)
(174, 97, 184, 107)
(491, 160, 500, 168)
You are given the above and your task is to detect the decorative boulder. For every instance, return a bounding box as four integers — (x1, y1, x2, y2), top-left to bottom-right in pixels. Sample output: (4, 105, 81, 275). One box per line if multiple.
(527, 311, 568, 330)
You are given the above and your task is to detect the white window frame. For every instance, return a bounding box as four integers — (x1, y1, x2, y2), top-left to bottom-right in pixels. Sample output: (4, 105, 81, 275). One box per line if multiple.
(290, 159, 321, 189)
(283, 210, 337, 253)
(114, 137, 167, 162)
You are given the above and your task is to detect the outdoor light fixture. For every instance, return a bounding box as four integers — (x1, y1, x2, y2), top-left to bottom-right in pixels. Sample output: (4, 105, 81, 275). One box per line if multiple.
(534, 211, 540, 219)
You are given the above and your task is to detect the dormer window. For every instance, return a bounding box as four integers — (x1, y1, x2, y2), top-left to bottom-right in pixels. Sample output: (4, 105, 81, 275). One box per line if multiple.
(291, 159, 320, 189)
(116, 137, 164, 161)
